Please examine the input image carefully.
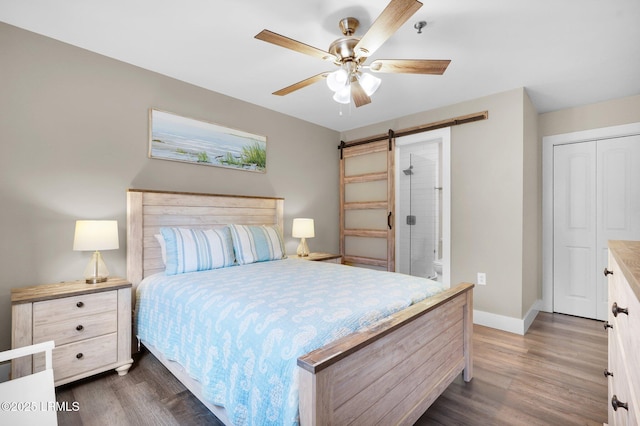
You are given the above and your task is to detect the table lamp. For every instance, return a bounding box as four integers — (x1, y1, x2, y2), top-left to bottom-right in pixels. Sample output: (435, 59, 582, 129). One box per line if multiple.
(292, 218, 314, 257)
(73, 220, 119, 284)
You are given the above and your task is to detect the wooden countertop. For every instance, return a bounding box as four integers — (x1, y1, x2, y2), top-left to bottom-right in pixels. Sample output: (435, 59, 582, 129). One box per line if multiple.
(609, 240, 640, 301)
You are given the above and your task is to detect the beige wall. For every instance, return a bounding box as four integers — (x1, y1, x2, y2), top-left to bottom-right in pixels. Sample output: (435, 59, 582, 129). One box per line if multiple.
(522, 90, 541, 315)
(343, 88, 539, 320)
(0, 23, 340, 351)
(539, 94, 640, 137)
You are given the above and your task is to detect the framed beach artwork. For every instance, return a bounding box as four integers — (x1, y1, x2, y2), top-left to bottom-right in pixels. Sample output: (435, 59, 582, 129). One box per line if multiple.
(149, 109, 267, 172)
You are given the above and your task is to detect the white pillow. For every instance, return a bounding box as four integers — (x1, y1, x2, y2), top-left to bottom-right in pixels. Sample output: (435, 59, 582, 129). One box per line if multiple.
(154, 234, 167, 265)
(160, 227, 235, 275)
(228, 224, 285, 265)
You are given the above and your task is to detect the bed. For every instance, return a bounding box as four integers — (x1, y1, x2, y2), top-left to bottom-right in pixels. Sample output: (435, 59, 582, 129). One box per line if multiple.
(127, 189, 474, 425)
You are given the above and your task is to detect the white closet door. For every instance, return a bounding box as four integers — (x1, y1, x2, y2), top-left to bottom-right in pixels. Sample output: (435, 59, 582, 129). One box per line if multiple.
(554, 134, 640, 320)
(553, 142, 597, 318)
(596, 134, 640, 319)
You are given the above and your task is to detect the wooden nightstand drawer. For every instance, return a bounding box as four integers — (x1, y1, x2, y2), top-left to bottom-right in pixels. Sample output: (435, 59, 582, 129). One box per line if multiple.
(33, 310, 117, 346)
(33, 290, 117, 325)
(35, 334, 118, 382)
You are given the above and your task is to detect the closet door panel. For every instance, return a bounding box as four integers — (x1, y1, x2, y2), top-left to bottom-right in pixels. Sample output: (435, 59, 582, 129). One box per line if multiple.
(596, 134, 640, 319)
(553, 142, 597, 318)
(553, 134, 640, 320)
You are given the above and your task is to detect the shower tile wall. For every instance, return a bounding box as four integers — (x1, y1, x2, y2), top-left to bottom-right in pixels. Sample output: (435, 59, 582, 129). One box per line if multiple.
(399, 142, 439, 278)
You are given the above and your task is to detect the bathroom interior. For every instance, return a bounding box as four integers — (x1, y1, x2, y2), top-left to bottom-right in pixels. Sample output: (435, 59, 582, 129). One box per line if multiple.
(396, 137, 444, 283)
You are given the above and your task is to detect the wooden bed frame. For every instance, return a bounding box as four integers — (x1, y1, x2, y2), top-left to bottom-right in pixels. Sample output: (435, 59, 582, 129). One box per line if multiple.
(127, 188, 474, 425)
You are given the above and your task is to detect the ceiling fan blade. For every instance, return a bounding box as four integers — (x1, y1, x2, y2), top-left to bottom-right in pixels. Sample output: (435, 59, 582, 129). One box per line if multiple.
(369, 59, 451, 74)
(350, 80, 372, 107)
(272, 72, 329, 96)
(255, 30, 337, 62)
(354, 0, 423, 58)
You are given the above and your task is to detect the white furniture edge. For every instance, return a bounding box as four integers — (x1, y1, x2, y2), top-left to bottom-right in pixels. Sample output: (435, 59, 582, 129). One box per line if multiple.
(0, 341, 55, 368)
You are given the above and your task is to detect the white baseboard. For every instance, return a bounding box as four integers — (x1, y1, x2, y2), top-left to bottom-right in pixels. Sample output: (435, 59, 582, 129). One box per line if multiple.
(474, 301, 541, 335)
(0, 363, 10, 383)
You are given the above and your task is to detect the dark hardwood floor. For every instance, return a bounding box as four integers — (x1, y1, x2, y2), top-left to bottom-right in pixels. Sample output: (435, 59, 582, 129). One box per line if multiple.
(56, 312, 608, 425)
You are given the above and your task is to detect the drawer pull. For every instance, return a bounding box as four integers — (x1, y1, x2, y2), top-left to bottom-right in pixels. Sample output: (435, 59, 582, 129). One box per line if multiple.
(603, 268, 614, 276)
(611, 395, 628, 411)
(76, 301, 84, 308)
(76, 325, 84, 331)
(611, 302, 628, 317)
(604, 321, 613, 330)
(76, 353, 83, 359)
(603, 369, 613, 377)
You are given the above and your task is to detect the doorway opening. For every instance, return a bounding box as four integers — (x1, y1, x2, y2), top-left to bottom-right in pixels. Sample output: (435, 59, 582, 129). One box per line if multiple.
(395, 128, 450, 286)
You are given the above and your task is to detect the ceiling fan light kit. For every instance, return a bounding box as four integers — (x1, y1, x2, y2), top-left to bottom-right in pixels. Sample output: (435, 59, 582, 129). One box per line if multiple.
(255, 0, 450, 108)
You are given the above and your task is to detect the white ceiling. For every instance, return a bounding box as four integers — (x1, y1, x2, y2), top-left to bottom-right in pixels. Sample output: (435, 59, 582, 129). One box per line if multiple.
(2, 0, 639, 132)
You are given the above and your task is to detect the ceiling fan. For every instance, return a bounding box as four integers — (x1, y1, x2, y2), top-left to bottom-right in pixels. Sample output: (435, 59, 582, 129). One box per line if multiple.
(254, 0, 450, 108)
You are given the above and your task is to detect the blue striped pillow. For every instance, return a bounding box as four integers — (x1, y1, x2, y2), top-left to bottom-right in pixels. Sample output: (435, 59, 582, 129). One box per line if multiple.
(228, 224, 285, 265)
(160, 227, 235, 275)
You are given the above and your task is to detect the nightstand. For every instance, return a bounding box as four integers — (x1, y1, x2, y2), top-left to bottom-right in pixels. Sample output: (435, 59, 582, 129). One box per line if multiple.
(11, 277, 133, 386)
(292, 252, 342, 264)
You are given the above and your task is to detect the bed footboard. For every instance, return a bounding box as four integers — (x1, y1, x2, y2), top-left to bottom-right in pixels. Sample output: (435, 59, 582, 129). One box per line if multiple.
(297, 282, 473, 425)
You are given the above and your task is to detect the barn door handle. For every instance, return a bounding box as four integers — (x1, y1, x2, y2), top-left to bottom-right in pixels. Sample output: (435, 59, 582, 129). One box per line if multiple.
(387, 212, 392, 230)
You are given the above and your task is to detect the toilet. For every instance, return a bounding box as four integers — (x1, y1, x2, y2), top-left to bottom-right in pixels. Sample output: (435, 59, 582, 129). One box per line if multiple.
(432, 258, 443, 282)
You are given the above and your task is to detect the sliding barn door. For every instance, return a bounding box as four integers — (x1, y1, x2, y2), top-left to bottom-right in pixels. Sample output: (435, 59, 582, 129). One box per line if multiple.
(340, 137, 395, 271)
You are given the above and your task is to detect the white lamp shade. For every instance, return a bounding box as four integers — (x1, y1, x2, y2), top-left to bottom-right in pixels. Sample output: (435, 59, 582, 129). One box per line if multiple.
(292, 218, 315, 238)
(358, 72, 382, 96)
(73, 220, 119, 251)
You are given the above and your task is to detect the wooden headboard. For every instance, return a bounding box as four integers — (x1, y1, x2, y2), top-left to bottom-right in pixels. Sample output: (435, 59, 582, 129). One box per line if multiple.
(126, 189, 284, 288)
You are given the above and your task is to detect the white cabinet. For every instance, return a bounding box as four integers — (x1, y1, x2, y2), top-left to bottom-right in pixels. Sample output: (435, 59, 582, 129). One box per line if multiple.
(606, 241, 640, 425)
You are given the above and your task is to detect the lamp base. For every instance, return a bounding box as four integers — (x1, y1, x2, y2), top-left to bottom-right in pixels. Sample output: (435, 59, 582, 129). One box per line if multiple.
(296, 238, 310, 257)
(83, 251, 110, 285)
(85, 277, 108, 284)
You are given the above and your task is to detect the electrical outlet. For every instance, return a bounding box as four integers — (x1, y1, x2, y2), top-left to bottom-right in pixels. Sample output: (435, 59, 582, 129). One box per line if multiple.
(477, 272, 486, 285)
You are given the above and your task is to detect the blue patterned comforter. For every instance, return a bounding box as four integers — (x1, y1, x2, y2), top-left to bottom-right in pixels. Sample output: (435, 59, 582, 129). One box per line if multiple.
(136, 258, 446, 426)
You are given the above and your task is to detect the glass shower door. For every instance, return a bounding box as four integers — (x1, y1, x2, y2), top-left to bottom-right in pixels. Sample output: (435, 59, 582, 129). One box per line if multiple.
(399, 149, 438, 279)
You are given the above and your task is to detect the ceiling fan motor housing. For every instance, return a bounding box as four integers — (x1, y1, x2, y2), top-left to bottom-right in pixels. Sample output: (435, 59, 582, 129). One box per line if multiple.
(329, 36, 359, 63)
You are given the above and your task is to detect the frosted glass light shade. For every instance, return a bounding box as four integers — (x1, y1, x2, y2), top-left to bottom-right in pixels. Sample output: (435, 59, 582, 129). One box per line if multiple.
(326, 69, 348, 92)
(73, 220, 119, 283)
(358, 72, 381, 96)
(333, 86, 351, 104)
